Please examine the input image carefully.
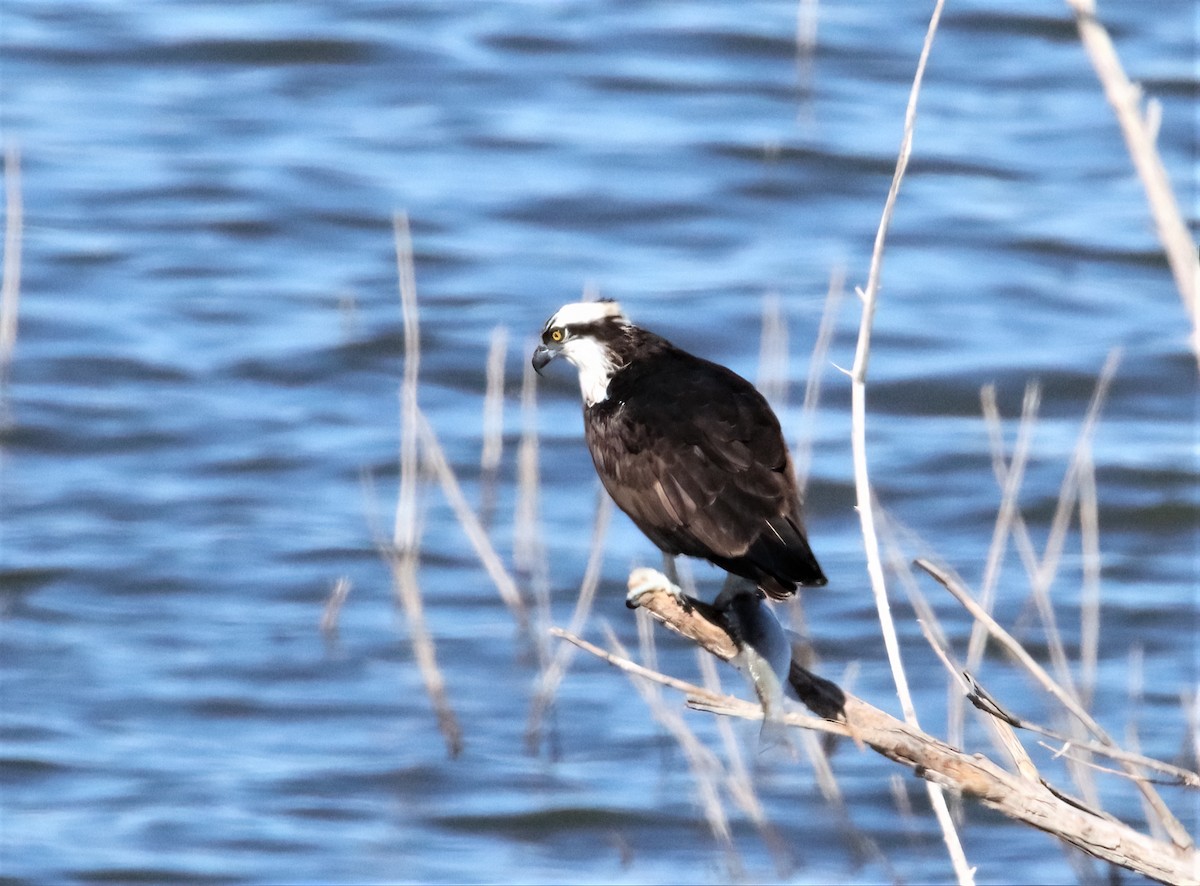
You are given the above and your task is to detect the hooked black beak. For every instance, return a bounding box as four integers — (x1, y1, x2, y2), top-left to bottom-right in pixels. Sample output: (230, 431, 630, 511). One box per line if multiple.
(532, 344, 557, 375)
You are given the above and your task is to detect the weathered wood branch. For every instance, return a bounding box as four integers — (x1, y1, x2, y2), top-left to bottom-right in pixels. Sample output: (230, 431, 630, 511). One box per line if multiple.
(585, 568, 1199, 886)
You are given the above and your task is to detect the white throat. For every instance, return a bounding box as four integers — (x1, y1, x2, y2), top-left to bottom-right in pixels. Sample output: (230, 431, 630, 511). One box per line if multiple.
(561, 337, 618, 407)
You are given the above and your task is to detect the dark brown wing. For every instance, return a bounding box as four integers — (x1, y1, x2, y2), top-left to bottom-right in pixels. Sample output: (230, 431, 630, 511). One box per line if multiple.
(584, 345, 825, 598)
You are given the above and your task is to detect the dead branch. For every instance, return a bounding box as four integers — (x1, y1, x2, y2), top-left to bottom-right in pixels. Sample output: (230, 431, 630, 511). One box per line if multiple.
(584, 569, 1200, 886)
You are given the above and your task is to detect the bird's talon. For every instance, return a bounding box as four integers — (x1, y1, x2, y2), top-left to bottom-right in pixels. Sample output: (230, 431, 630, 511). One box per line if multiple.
(626, 567, 690, 611)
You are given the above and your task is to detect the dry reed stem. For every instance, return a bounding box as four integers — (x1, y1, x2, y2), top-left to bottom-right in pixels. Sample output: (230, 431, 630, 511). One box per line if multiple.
(920, 612, 1044, 786)
(319, 576, 352, 640)
(591, 573, 1200, 884)
(525, 491, 611, 751)
(479, 324, 508, 527)
(794, 0, 818, 97)
(388, 542, 463, 759)
(415, 407, 527, 630)
(515, 353, 552, 686)
(757, 292, 789, 409)
(1027, 352, 1120, 696)
(1125, 645, 1165, 844)
(883, 512, 1045, 786)
(902, 563, 1197, 791)
(967, 383, 1040, 670)
(1, 144, 22, 382)
(774, 267, 879, 867)
(1015, 354, 1121, 811)
(391, 212, 463, 759)
(917, 558, 1194, 851)
(972, 358, 1120, 815)
(1064, 0, 1200, 365)
(785, 267, 843, 646)
(514, 354, 546, 598)
(1077, 445, 1102, 711)
(696, 651, 795, 877)
(394, 213, 421, 554)
(979, 394, 1044, 589)
(948, 383, 1041, 770)
(846, 0, 971, 880)
(879, 513, 998, 832)
(1028, 349, 1117, 611)
(388, 219, 526, 646)
(612, 618, 744, 878)
(1185, 689, 1200, 778)
(794, 263, 844, 493)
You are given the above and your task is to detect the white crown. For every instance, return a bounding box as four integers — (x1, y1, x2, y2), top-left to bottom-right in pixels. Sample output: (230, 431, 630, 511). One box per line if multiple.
(545, 300, 629, 330)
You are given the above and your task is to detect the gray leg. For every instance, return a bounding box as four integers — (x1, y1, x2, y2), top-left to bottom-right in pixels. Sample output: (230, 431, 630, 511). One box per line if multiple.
(719, 577, 794, 751)
(660, 553, 681, 589)
(712, 572, 754, 612)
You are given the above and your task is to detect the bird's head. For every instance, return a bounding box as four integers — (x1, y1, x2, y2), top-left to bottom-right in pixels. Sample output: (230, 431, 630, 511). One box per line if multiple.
(533, 299, 632, 406)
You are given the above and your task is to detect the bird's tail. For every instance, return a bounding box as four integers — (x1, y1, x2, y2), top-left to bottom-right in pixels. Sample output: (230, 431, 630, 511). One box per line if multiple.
(754, 516, 826, 600)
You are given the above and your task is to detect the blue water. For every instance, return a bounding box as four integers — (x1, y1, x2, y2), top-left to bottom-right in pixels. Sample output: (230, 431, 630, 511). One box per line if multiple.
(1, 1, 1196, 883)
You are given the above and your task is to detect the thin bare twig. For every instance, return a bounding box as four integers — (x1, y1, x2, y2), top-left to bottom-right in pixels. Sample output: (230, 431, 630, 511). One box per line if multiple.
(389, 542, 463, 758)
(851, 0, 938, 723)
(1040, 742, 1197, 789)
(847, 1, 970, 880)
(1031, 727, 1200, 789)
(551, 625, 841, 737)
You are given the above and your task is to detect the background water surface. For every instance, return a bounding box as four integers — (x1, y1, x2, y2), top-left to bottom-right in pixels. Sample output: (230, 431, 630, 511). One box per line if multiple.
(1, 1, 1196, 883)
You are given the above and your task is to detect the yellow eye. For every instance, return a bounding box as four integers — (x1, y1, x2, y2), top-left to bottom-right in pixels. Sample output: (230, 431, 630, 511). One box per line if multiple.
(551, 328, 563, 342)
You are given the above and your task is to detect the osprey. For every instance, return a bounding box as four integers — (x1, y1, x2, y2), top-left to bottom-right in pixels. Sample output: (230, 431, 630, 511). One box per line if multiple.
(532, 300, 826, 601)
